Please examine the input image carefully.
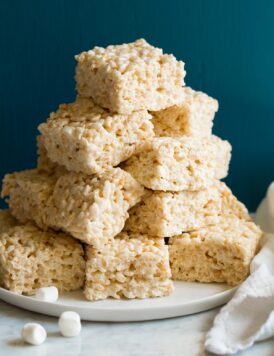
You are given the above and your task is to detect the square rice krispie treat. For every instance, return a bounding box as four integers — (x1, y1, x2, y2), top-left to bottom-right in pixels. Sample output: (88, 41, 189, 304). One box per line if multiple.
(38, 97, 154, 175)
(0, 210, 85, 295)
(168, 216, 262, 286)
(151, 87, 218, 137)
(75, 39, 186, 114)
(2, 169, 57, 230)
(2, 168, 144, 247)
(84, 231, 173, 301)
(125, 181, 250, 237)
(123, 135, 231, 191)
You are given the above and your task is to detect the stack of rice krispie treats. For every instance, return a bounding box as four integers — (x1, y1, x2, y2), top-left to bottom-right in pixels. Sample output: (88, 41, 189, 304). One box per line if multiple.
(0, 39, 263, 301)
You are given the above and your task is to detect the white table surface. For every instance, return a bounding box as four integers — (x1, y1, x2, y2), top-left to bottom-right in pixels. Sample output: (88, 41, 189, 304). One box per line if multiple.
(1, 300, 274, 356)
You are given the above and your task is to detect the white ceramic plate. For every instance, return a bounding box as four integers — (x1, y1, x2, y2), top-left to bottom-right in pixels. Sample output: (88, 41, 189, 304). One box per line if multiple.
(0, 282, 236, 322)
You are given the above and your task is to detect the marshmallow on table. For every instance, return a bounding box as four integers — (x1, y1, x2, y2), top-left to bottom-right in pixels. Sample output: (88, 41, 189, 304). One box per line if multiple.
(58, 311, 81, 337)
(21, 323, 47, 345)
(34, 286, 59, 302)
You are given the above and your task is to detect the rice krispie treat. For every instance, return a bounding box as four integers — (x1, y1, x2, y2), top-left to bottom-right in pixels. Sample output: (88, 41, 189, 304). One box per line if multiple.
(169, 216, 262, 286)
(151, 87, 218, 137)
(37, 135, 67, 175)
(125, 181, 250, 237)
(84, 232, 173, 301)
(75, 39, 185, 114)
(2, 169, 57, 230)
(38, 97, 154, 175)
(2, 168, 144, 247)
(211, 135, 232, 179)
(0, 210, 85, 295)
(123, 135, 231, 191)
(0, 209, 17, 233)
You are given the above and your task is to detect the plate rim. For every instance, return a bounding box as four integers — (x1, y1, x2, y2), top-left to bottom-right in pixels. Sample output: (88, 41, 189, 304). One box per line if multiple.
(0, 283, 237, 322)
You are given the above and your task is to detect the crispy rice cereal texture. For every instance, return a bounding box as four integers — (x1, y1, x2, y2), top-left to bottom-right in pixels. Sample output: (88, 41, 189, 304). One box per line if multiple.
(37, 135, 67, 175)
(75, 39, 186, 114)
(1, 169, 57, 230)
(125, 181, 250, 237)
(123, 135, 231, 191)
(2, 168, 144, 247)
(38, 97, 154, 175)
(0, 209, 17, 233)
(0, 210, 85, 295)
(211, 135, 232, 178)
(169, 217, 263, 286)
(151, 87, 218, 137)
(84, 232, 173, 301)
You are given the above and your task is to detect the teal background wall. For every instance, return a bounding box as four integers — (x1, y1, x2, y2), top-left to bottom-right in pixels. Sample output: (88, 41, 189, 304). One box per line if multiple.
(1, 0, 274, 210)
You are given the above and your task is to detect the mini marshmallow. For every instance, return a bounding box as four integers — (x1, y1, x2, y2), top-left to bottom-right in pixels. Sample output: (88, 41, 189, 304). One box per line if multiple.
(34, 286, 59, 302)
(58, 311, 81, 337)
(21, 323, 47, 345)
(267, 182, 274, 218)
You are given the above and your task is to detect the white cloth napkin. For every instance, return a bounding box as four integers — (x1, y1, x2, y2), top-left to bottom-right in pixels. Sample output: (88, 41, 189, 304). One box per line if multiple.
(255, 182, 274, 233)
(205, 182, 274, 355)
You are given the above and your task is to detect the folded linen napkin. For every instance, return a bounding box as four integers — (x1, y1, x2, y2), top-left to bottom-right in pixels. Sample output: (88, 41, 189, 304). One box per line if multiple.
(205, 183, 274, 354)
